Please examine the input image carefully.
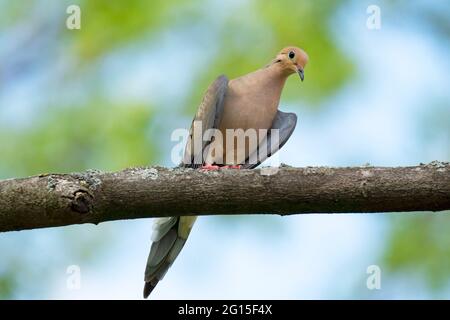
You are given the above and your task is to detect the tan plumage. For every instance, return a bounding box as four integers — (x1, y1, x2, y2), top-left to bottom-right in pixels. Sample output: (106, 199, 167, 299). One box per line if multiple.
(207, 46, 308, 165)
(143, 46, 308, 298)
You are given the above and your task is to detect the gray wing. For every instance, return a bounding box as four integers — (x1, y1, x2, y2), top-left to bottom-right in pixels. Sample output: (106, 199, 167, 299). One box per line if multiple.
(182, 75, 228, 168)
(242, 110, 297, 169)
(144, 76, 228, 298)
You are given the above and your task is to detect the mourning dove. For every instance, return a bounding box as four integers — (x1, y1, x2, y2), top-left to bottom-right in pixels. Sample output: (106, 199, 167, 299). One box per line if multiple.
(143, 46, 308, 298)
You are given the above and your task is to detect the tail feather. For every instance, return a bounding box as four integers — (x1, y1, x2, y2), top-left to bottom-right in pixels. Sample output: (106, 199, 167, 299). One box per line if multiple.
(143, 216, 197, 298)
(143, 281, 157, 299)
(145, 230, 177, 274)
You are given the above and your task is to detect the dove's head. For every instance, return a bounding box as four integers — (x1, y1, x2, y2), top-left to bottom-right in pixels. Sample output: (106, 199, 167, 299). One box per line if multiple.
(274, 46, 308, 81)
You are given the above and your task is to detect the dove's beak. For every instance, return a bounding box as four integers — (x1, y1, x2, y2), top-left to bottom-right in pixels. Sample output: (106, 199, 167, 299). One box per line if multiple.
(297, 67, 305, 82)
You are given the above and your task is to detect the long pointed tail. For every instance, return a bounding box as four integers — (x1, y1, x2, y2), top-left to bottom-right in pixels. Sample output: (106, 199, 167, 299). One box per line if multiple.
(143, 216, 197, 298)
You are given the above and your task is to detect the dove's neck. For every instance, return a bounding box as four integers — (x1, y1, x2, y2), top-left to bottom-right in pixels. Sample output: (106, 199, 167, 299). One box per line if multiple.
(259, 63, 289, 93)
(239, 64, 288, 115)
(229, 63, 289, 111)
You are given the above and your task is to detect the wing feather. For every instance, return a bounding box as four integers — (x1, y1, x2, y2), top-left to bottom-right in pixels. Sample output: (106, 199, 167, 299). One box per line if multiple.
(182, 75, 228, 168)
(242, 110, 297, 169)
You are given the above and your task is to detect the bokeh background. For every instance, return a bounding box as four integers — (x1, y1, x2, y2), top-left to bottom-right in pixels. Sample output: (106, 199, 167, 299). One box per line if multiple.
(0, 0, 449, 299)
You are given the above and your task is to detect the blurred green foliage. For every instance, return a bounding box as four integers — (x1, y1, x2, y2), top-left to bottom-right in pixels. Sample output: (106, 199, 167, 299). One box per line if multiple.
(0, 102, 154, 177)
(384, 213, 450, 291)
(73, 0, 193, 60)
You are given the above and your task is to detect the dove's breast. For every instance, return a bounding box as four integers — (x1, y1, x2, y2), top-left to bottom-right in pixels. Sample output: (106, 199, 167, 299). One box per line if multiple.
(213, 68, 286, 165)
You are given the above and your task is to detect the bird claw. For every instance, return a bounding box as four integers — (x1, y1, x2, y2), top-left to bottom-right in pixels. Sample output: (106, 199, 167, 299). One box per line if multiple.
(200, 164, 220, 171)
(200, 164, 242, 170)
(221, 165, 242, 169)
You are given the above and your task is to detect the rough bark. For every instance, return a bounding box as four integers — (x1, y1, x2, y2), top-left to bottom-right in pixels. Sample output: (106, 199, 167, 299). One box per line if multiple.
(0, 161, 449, 232)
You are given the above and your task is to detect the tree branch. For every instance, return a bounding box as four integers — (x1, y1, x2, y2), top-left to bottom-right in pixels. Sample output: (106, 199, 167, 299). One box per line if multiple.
(1, 162, 449, 232)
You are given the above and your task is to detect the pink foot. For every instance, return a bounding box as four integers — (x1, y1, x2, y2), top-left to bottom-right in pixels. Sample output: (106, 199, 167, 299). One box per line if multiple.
(221, 165, 242, 169)
(200, 164, 220, 171)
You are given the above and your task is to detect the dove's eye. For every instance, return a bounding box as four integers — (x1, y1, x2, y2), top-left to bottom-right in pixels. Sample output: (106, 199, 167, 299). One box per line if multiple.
(288, 51, 295, 59)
